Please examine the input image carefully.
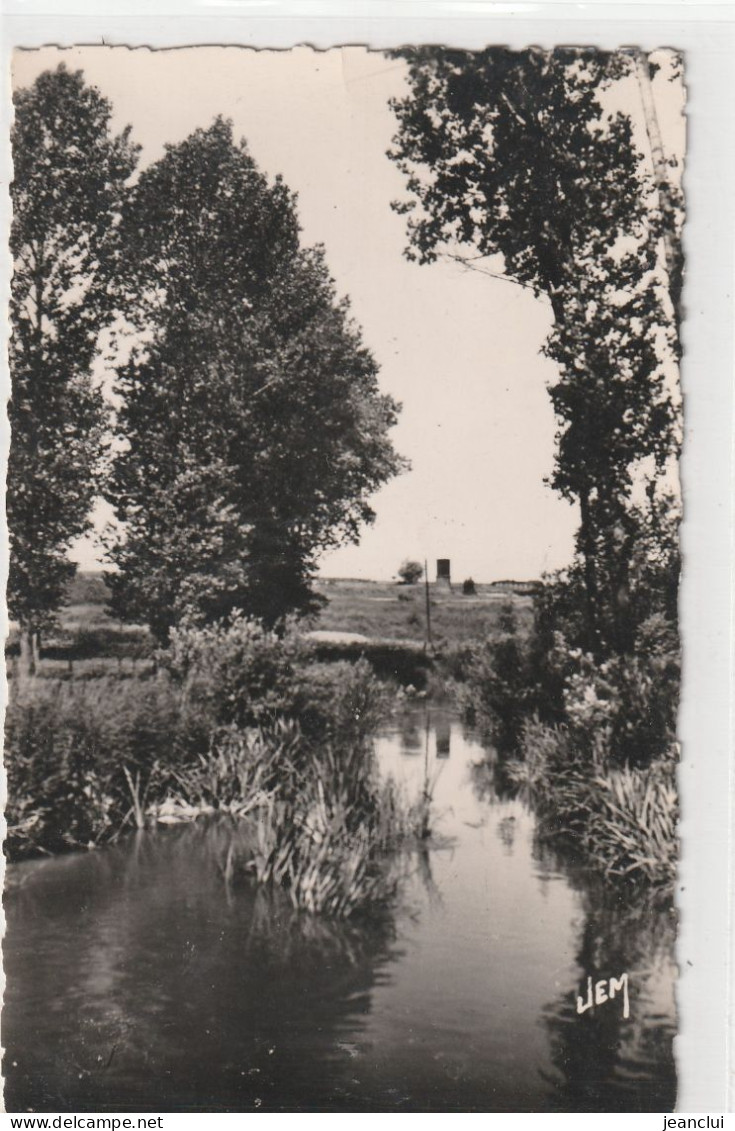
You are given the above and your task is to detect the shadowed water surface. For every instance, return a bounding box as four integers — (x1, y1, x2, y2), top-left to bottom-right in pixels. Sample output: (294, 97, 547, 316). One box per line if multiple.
(3, 705, 675, 1112)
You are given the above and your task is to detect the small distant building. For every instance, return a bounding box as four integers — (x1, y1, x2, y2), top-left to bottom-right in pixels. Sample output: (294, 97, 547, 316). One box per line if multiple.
(436, 559, 451, 589)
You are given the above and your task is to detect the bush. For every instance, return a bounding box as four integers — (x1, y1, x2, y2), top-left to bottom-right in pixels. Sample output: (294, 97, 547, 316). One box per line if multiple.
(164, 615, 390, 745)
(5, 619, 398, 902)
(310, 637, 432, 688)
(462, 577, 476, 595)
(455, 602, 553, 752)
(457, 591, 679, 888)
(163, 613, 309, 728)
(291, 659, 391, 747)
(397, 559, 423, 585)
(557, 613, 679, 769)
(4, 677, 188, 857)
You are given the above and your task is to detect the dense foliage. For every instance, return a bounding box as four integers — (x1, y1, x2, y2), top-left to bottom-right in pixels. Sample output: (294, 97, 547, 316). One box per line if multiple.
(5, 621, 408, 917)
(390, 47, 681, 655)
(397, 559, 423, 585)
(8, 66, 138, 658)
(106, 118, 404, 640)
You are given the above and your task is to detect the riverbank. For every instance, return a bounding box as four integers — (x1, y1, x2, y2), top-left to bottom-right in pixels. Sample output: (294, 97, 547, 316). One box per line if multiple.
(3, 702, 676, 1113)
(5, 574, 677, 896)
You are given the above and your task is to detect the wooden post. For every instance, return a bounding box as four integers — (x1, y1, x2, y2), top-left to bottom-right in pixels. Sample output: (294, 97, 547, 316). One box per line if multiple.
(424, 558, 433, 651)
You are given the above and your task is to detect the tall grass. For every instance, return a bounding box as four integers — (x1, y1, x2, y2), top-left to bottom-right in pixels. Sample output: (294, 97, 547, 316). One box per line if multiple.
(507, 718, 677, 888)
(458, 607, 679, 889)
(5, 617, 417, 918)
(166, 712, 411, 918)
(4, 676, 190, 857)
(583, 763, 677, 884)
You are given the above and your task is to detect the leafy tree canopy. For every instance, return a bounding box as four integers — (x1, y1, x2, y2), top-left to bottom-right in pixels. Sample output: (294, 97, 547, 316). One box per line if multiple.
(390, 47, 681, 653)
(9, 65, 138, 640)
(107, 119, 405, 640)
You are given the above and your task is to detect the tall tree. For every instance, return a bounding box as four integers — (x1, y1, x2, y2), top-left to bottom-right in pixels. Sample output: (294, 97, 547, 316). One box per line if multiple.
(389, 47, 680, 653)
(107, 119, 404, 640)
(9, 65, 138, 670)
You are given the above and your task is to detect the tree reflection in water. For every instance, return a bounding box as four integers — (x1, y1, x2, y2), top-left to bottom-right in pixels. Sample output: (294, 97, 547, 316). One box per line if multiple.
(534, 838, 677, 1112)
(3, 821, 403, 1113)
(468, 757, 676, 1111)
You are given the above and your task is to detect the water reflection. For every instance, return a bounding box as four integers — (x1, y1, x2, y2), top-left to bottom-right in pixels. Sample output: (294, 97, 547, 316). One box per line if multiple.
(532, 833, 677, 1112)
(541, 888, 676, 1110)
(435, 716, 451, 759)
(4, 824, 401, 1113)
(3, 705, 676, 1113)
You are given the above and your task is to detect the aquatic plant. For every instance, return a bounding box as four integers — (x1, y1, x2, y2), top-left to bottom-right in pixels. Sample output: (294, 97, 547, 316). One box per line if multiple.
(4, 676, 184, 857)
(582, 763, 678, 884)
(510, 718, 677, 887)
(165, 719, 302, 817)
(247, 789, 404, 918)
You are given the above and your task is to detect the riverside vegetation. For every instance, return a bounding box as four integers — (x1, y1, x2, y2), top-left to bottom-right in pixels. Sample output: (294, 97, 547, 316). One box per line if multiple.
(6, 558, 678, 904)
(5, 616, 422, 918)
(451, 586, 678, 891)
(7, 55, 680, 920)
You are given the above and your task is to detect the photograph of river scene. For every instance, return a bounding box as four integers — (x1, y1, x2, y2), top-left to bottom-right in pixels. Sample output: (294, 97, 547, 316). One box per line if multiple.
(4, 44, 683, 1113)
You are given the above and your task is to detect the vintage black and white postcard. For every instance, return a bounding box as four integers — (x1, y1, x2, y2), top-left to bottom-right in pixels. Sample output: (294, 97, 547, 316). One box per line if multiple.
(0, 11, 730, 1116)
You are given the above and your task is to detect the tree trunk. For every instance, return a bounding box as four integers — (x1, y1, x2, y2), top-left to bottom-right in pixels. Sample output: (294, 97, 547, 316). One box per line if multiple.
(635, 51, 682, 326)
(578, 487, 601, 655)
(18, 628, 36, 679)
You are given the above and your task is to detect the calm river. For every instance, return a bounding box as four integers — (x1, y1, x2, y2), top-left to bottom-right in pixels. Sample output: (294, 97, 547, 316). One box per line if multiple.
(3, 705, 676, 1112)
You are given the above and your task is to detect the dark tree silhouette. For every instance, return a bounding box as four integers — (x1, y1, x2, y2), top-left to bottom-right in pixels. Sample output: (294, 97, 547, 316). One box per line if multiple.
(397, 559, 423, 585)
(9, 65, 138, 672)
(389, 47, 681, 653)
(107, 119, 405, 640)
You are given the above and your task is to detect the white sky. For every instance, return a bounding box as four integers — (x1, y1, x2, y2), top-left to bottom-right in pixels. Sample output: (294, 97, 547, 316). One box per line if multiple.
(12, 45, 684, 582)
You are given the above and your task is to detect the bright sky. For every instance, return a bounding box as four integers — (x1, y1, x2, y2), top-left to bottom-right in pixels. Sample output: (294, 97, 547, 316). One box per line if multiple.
(12, 46, 684, 582)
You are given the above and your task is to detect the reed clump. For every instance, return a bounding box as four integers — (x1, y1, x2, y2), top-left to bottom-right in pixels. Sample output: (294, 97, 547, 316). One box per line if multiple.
(5, 616, 414, 918)
(508, 722, 677, 887)
(166, 705, 411, 918)
(459, 606, 679, 890)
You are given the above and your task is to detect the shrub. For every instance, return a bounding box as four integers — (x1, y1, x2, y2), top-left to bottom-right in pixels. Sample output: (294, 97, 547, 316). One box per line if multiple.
(397, 559, 423, 585)
(462, 577, 476, 595)
(557, 613, 679, 768)
(458, 592, 679, 888)
(5, 614, 425, 917)
(456, 606, 543, 752)
(291, 659, 390, 747)
(5, 619, 401, 913)
(164, 613, 309, 728)
(310, 637, 432, 688)
(4, 677, 187, 857)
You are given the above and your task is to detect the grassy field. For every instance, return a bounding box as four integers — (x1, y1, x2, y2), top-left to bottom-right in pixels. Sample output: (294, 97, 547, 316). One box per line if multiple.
(313, 578, 534, 644)
(6, 572, 535, 680)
